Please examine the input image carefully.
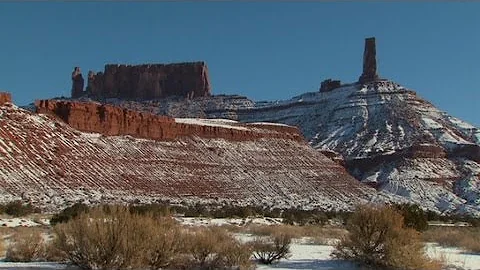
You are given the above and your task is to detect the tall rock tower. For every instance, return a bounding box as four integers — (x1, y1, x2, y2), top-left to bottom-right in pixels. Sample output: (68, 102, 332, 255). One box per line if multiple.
(358, 37, 380, 83)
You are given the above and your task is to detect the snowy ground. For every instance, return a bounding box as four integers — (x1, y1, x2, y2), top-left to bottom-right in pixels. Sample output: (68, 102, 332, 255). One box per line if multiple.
(0, 217, 49, 227)
(256, 241, 359, 270)
(1, 217, 480, 269)
(1, 243, 479, 270)
(427, 243, 480, 270)
(176, 217, 283, 226)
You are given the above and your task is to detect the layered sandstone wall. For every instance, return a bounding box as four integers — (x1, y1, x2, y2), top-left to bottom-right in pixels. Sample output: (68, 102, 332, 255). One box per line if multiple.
(86, 62, 211, 100)
(0, 92, 12, 105)
(35, 100, 302, 142)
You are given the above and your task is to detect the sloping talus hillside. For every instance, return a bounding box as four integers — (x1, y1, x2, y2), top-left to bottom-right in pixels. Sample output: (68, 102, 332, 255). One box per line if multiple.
(0, 101, 374, 211)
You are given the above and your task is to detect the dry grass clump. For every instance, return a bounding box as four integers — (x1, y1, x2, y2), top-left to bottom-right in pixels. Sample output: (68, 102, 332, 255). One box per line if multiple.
(423, 227, 480, 253)
(54, 206, 167, 269)
(332, 205, 442, 270)
(143, 216, 184, 269)
(246, 223, 347, 246)
(0, 233, 5, 258)
(182, 226, 253, 269)
(5, 227, 45, 262)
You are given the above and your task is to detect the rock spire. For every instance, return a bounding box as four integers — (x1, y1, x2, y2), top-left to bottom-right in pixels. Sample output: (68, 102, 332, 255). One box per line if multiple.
(358, 37, 380, 83)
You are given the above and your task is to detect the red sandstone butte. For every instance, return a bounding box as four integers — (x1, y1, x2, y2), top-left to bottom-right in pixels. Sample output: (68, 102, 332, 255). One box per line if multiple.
(35, 99, 303, 142)
(0, 92, 12, 105)
(87, 62, 211, 100)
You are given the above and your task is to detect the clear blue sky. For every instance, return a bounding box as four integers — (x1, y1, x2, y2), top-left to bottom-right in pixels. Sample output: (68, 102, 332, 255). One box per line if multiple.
(0, 2, 478, 126)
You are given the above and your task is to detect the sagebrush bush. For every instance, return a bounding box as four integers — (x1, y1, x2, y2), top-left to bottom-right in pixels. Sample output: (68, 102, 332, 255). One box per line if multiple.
(217, 238, 254, 270)
(182, 226, 253, 269)
(332, 205, 441, 270)
(54, 205, 254, 270)
(44, 238, 66, 262)
(281, 208, 328, 225)
(247, 224, 347, 241)
(0, 234, 5, 258)
(252, 232, 291, 264)
(2, 201, 39, 217)
(129, 203, 171, 218)
(143, 217, 184, 270)
(5, 228, 45, 262)
(54, 205, 153, 269)
(394, 203, 428, 231)
(50, 203, 89, 225)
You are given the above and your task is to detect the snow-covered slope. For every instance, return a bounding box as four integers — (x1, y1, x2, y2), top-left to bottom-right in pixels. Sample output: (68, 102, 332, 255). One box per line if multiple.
(105, 80, 480, 215)
(0, 102, 375, 211)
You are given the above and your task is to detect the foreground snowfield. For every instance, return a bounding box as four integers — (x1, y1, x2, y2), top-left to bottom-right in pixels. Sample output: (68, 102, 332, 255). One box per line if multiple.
(1, 217, 480, 269)
(1, 242, 479, 270)
(256, 243, 359, 270)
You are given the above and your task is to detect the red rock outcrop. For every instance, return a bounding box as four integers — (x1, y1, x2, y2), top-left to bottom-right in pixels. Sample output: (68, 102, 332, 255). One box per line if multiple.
(71, 67, 85, 98)
(319, 79, 342, 92)
(359, 37, 380, 83)
(35, 99, 302, 142)
(86, 62, 211, 100)
(0, 92, 12, 105)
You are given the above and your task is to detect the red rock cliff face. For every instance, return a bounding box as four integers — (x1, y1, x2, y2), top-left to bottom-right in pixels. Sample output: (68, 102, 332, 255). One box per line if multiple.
(0, 92, 12, 105)
(87, 62, 211, 100)
(35, 100, 302, 142)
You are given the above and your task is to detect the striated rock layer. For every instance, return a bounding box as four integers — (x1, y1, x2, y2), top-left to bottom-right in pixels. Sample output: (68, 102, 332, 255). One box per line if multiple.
(0, 101, 375, 211)
(104, 80, 480, 215)
(86, 62, 211, 100)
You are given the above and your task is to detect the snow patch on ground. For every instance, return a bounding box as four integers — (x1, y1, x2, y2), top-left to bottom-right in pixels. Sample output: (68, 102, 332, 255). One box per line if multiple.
(0, 262, 71, 269)
(0, 217, 44, 227)
(177, 217, 283, 227)
(427, 243, 480, 270)
(3, 242, 477, 270)
(257, 243, 359, 270)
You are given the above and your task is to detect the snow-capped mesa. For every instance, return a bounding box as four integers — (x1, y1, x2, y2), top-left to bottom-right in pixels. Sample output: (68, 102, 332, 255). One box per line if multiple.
(98, 38, 479, 216)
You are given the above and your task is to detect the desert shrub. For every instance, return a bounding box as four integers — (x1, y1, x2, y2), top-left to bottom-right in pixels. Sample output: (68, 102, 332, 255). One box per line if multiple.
(143, 217, 184, 270)
(183, 203, 210, 217)
(50, 203, 89, 225)
(252, 232, 291, 264)
(181, 226, 253, 269)
(183, 227, 227, 268)
(129, 203, 171, 218)
(247, 223, 347, 243)
(5, 228, 45, 262)
(3, 201, 39, 217)
(281, 208, 328, 226)
(216, 239, 254, 270)
(394, 203, 428, 231)
(423, 227, 480, 253)
(0, 234, 5, 258)
(425, 211, 480, 227)
(44, 238, 66, 262)
(332, 205, 441, 270)
(53, 205, 154, 269)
